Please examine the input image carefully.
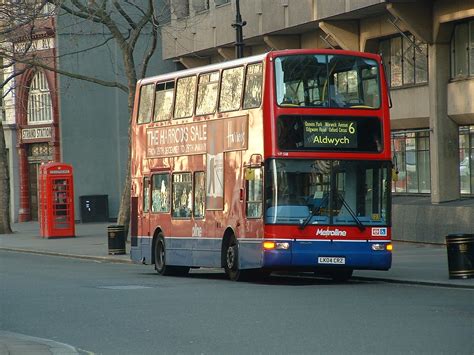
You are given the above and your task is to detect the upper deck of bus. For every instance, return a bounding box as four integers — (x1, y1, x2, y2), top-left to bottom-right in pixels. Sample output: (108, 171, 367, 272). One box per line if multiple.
(136, 48, 384, 87)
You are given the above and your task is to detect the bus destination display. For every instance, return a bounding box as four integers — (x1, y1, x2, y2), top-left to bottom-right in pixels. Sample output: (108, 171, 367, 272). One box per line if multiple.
(303, 120, 357, 148)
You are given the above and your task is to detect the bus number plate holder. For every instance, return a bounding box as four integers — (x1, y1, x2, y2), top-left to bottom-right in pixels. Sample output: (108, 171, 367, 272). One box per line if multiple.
(318, 257, 345, 265)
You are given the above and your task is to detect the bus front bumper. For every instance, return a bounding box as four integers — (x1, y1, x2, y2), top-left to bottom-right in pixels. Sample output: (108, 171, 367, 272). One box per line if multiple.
(261, 240, 392, 270)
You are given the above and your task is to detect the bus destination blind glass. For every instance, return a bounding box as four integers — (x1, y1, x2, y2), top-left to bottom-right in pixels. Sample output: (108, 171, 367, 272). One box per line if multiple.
(303, 119, 357, 149)
(278, 115, 381, 152)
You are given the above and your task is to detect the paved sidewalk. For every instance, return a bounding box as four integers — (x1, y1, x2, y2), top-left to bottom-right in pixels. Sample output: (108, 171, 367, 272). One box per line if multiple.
(1, 221, 473, 289)
(0, 331, 79, 355)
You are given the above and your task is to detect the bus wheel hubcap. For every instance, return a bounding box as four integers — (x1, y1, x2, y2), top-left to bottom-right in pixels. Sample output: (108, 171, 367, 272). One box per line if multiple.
(227, 246, 236, 269)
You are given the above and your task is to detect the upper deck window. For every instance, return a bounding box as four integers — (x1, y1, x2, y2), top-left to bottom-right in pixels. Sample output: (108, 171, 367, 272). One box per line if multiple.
(275, 54, 380, 109)
(154, 81, 174, 121)
(137, 84, 154, 124)
(219, 66, 244, 112)
(243, 62, 263, 109)
(196, 71, 219, 116)
(174, 76, 197, 119)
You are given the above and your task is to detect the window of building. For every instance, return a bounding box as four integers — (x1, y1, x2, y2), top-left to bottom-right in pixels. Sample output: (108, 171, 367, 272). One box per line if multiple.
(214, 0, 229, 6)
(392, 131, 431, 194)
(243, 62, 263, 109)
(219, 66, 244, 112)
(137, 84, 154, 124)
(459, 125, 474, 195)
(172, 173, 193, 218)
(196, 71, 219, 116)
(143, 177, 150, 213)
(173, 0, 189, 18)
(154, 81, 174, 121)
(193, 0, 209, 12)
(193, 172, 206, 218)
(245, 167, 263, 218)
(174, 76, 196, 118)
(379, 34, 428, 88)
(152, 174, 170, 212)
(27, 71, 53, 125)
(451, 20, 474, 78)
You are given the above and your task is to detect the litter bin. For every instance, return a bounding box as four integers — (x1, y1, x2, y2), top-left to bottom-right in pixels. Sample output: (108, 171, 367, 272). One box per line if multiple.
(446, 234, 474, 279)
(108, 225, 126, 255)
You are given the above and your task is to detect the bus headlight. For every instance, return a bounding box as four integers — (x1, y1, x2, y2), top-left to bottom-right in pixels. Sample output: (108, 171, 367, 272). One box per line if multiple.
(263, 242, 290, 250)
(372, 243, 392, 251)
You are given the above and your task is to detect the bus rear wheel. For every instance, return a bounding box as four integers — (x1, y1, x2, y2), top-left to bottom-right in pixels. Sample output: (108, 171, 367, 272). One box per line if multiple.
(155, 234, 189, 276)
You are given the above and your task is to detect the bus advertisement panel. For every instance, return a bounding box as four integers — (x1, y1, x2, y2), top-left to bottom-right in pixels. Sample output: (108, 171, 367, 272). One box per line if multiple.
(130, 49, 392, 281)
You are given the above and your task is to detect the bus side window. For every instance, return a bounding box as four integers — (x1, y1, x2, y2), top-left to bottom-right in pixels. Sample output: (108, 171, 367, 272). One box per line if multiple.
(193, 172, 206, 218)
(154, 81, 175, 121)
(174, 76, 197, 119)
(143, 177, 150, 213)
(245, 167, 263, 218)
(137, 84, 154, 124)
(219, 66, 244, 112)
(151, 173, 170, 213)
(172, 173, 193, 218)
(196, 72, 219, 116)
(243, 62, 263, 109)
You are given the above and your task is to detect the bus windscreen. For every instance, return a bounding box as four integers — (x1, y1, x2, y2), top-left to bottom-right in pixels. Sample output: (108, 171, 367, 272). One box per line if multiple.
(275, 54, 381, 109)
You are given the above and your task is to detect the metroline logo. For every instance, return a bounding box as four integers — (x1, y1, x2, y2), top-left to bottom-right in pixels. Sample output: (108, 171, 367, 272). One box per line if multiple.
(316, 228, 347, 237)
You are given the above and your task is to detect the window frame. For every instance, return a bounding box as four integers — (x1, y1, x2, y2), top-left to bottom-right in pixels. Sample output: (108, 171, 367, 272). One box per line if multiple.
(171, 172, 193, 219)
(193, 171, 206, 219)
(243, 62, 264, 109)
(245, 167, 263, 219)
(218, 65, 245, 113)
(451, 20, 474, 79)
(195, 71, 220, 116)
(154, 80, 175, 122)
(174, 75, 197, 119)
(27, 71, 53, 125)
(379, 33, 429, 89)
(137, 83, 155, 125)
(143, 177, 151, 213)
(151, 173, 171, 213)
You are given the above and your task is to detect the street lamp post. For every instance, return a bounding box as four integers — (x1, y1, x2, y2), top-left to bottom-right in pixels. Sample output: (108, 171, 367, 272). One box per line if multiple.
(232, 0, 246, 59)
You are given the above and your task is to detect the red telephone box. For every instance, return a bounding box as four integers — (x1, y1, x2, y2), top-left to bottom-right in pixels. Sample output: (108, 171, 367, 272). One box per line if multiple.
(39, 162, 75, 238)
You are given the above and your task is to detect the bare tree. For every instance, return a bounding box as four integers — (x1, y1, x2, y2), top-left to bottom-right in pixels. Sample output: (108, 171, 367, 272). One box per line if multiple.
(0, 0, 174, 233)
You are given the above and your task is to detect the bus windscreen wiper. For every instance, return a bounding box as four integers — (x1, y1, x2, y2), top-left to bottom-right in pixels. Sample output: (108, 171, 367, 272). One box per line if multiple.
(335, 191, 366, 231)
(299, 193, 328, 230)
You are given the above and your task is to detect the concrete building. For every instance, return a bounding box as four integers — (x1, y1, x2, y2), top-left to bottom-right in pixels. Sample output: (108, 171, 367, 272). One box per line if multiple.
(160, 0, 474, 243)
(3, 2, 176, 223)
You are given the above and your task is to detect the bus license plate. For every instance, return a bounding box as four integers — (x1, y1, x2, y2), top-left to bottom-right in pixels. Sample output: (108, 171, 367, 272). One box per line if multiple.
(318, 257, 345, 265)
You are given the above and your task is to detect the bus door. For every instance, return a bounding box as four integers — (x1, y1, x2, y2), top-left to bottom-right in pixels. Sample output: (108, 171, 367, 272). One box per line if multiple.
(141, 177, 151, 236)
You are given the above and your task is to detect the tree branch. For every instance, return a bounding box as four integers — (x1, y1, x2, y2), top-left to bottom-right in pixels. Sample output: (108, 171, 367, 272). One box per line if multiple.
(139, 1, 158, 79)
(112, 0, 136, 30)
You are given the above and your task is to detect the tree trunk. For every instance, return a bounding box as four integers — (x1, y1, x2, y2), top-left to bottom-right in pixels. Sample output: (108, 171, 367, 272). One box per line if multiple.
(116, 86, 136, 237)
(0, 121, 13, 234)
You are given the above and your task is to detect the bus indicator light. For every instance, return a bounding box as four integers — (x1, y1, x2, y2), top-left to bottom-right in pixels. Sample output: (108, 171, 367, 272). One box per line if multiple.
(263, 241, 276, 250)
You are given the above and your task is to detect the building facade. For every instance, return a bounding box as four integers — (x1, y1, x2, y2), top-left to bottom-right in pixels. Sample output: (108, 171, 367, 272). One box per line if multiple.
(161, 0, 474, 243)
(3, 2, 176, 223)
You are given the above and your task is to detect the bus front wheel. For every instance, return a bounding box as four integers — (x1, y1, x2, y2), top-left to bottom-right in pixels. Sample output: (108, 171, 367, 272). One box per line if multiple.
(224, 236, 246, 281)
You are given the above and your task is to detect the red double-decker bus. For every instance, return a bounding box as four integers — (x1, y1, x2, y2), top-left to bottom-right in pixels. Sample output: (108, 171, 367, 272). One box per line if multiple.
(130, 49, 392, 281)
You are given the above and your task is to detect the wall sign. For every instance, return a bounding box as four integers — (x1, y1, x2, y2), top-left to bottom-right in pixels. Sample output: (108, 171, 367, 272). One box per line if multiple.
(21, 127, 53, 141)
